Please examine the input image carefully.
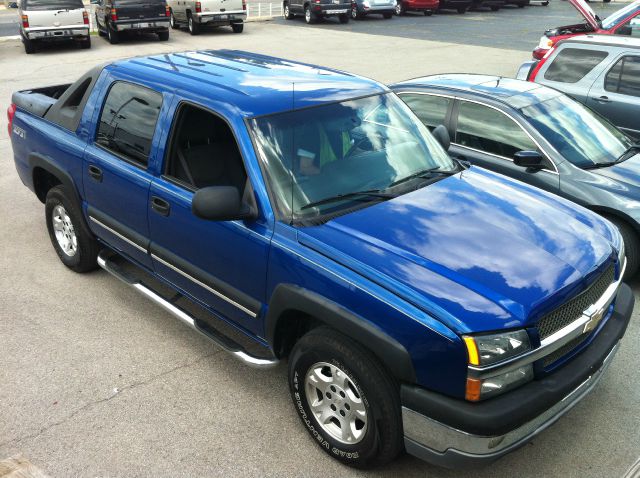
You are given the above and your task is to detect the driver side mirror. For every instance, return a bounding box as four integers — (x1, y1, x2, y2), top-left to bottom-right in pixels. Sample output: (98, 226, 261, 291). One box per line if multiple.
(192, 186, 256, 222)
(432, 124, 450, 151)
(514, 151, 545, 170)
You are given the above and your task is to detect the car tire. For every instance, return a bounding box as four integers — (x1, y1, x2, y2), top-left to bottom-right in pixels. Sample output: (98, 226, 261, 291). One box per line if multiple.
(45, 186, 100, 273)
(107, 23, 119, 44)
(457, 6, 467, 12)
(351, 5, 360, 19)
(80, 35, 91, 49)
(284, 2, 295, 18)
(158, 30, 169, 41)
(394, 2, 405, 15)
(490, 5, 499, 10)
(96, 15, 106, 36)
(383, 11, 393, 17)
(288, 327, 403, 468)
(541, 0, 549, 4)
(339, 13, 349, 22)
(305, 5, 316, 23)
(23, 37, 36, 54)
(170, 10, 180, 29)
(423, 9, 433, 15)
(231, 22, 244, 33)
(188, 14, 201, 34)
(607, 217, 639, 280)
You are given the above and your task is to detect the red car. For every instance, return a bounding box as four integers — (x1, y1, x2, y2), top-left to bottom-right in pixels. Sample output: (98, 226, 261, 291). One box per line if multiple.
(395, 0, 439, 15)
(533, 0, 640, 59)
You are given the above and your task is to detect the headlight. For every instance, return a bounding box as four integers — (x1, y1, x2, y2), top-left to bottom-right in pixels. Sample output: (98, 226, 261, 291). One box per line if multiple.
(463, 330, 533, 401)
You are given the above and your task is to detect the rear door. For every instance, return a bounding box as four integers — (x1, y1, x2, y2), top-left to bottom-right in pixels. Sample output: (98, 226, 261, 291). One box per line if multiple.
(450, 99, 560, 193)
(113, 0, 167, 21)
(83, 79, 170, 269)
(21, 0, 86, 28)
(588, 53, 640, 139)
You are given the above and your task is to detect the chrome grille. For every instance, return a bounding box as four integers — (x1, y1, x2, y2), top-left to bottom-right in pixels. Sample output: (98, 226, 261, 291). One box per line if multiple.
(537, 264, 615, 341)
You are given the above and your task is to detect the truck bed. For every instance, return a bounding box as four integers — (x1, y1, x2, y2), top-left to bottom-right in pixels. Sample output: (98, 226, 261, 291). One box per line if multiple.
(12, 84, 70, 118)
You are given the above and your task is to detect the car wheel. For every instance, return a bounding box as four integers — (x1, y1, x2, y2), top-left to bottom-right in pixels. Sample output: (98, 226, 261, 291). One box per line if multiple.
(80, 35, 91, 49)
(45, 186, 99, 273)
(107, 23, 119, 44)
(170, 10, 180, 29)
(339, 13, 349, 22)
(96, 15, 106, 36)
(188, 14, 201, 34)
(424, 9, 433, 14)
(395, 2, 404, 14)
(541, 0, 549, 4)
(351, 5, 360, 18)
(23, 37, 36, 54)
(288, 327, 403, 468)
(284, 2, 294, 19)
(490, 4, 499, 10)
(305, 5, 316, 23)
(383, 11, 393, 17)
(157, 30, 169, 40)
(457, 6, 467, 12)
(607, 217, 639, 280)
(231, 22, 244, 32)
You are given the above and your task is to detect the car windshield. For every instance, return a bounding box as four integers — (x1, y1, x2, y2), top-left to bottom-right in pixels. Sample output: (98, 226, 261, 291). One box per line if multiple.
(602, 3, 640, 30)
(250, 93, 456, 222)
(521, 95, 631, 168)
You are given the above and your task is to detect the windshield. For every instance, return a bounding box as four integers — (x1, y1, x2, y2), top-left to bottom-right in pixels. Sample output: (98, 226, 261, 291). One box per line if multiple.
(602, 3, 640, 29)
(250, 93, 455, 222)
(521, 95, 631, 168)
(23, 0, 84, 9)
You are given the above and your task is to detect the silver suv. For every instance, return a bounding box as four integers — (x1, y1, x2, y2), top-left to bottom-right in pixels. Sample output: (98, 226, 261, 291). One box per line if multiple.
(517, 35, 640, 139)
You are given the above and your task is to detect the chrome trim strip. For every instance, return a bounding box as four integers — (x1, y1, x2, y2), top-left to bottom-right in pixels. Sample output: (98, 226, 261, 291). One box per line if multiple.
(403, 341, 620, 456)
(468, 258, 625, 380)
(89, 216, 147, 254)
(150, 253, 258, 318)
(97, 252, 277, 368)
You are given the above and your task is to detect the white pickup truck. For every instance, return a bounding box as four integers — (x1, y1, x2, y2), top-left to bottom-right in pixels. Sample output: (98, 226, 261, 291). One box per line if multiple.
(167, 0, 246, 34)
(19, 0, 90, 54)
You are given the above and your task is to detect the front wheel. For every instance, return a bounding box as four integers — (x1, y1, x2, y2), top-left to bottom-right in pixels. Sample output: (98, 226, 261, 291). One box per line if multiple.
(288, 327, 403, 468)
(608, 217, 639, 280)
(284, 2, 295, 18)
(45, 186, 99, 273)
(170, 10, 180, 29)
(96, 15, 106, 36)
(231, 22, 244, 32)
(305, 5, 316, 23)
(395, 2, 405, 14)
(188, 14, 201, 34)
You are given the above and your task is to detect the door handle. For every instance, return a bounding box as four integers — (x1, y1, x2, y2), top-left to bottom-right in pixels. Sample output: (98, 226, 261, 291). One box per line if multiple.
(88, 165, 103, 182)
(595, 95, 612, 104)
(151, 196, 171, 216)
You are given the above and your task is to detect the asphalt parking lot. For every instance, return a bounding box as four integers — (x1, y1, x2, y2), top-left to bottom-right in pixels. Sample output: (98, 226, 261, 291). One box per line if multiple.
(1, 5, 640, 477)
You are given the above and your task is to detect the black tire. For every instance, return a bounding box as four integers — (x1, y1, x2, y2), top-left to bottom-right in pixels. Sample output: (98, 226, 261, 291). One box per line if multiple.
(339, 13, 349, 23)
(288, 327, 403, 468)
(304, 5, 316, 23)
(603, 0, 611, 3)
(394, 2, 405, 15)
(541, 0, 549, 5)
(23, 37, 36, 54)
(351, 5, 360, 19)
(158, 30, 169, 40)
(188, 14, 201, 34)
(80, 35, 91, 49)
(231, 22, 244, 33)
(607, 217, 639, 280)
(96, 15, 106, 36)
(457, 6, 467, 12)
(424, 9, 433, 15)
(107, 23, 119, 44)
(170, 10, 180, 29)
(45, 186, 100, 273)
(490, 5, 499, 10)
(383, 11, 393, 18)
(284, 1, 295, 18)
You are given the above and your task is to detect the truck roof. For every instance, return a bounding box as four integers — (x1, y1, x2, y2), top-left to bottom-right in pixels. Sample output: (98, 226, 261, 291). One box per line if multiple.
(109, 50, 387, 118)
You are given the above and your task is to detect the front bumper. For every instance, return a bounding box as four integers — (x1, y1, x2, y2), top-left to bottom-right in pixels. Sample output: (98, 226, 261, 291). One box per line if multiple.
(24, 27, 89, 40)
(402, 283, 633, 468)
(114, 20, 170, 31)
(196, 11, 246, 23)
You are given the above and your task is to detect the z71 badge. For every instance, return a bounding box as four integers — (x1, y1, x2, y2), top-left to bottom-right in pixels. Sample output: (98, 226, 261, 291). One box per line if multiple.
(12, 125, 26, 139)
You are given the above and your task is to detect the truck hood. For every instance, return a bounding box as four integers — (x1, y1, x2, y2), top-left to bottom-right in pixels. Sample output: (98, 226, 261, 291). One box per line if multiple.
(299, 168, 615, 334)
(568, 0, 600, 30)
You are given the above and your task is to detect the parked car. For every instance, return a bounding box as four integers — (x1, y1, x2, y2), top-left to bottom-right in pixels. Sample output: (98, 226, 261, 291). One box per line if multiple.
(391, 73, 640, 278)
(283, 0, 351, 23)
(533, 0, 640, 60)
(18, 0, 90, 54)
(518, 35, 640, 140)
(8, 51, 632, 469)
(92, 0, 170, 44)
(351, 0, 395, 19)
(437, 0, 473, 13)
(167, 0, 246, 34)
(470, 0, 505, 11)
(395, 0, 438, 15)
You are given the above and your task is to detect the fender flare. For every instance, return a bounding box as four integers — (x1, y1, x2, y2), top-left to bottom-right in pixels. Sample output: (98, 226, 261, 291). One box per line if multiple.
(265, 284, 416, 383)
(29, 153, 82, 206)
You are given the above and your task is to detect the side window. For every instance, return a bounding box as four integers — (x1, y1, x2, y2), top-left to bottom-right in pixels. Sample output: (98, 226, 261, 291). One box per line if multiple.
(456, 101, 538, 159)
(615, 18, 640, 36)
(399, 94, 452, 131)
(164, 104, 247, 193)
(96, 82, 163, 168)
(544, 48, 608, 83)
(605, 55, 640, 97)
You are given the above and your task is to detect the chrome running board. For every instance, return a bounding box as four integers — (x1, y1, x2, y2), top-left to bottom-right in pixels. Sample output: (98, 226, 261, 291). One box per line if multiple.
(97, 250, 279, 369)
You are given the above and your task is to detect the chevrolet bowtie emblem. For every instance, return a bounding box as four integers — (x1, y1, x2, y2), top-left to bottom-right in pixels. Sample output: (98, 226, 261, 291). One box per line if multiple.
(583, 305, 606, 334)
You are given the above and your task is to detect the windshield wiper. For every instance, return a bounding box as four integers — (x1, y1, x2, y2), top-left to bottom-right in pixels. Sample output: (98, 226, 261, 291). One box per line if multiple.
(583, 144, 640, 170)
(300, 189, 393, 211)
(388, 166, 458, 188)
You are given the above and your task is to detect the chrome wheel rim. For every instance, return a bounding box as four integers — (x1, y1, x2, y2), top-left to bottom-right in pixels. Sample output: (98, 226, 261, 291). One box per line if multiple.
(304, 362, 368, 445)
(395, 3, 401, 13)
(284, 4, 289, 16)
(52, 205, 77, 257)
(170, 12, 175, 27)
(189, 17, 193, 31)
(351, 6, 357, 17)
(305, 8, 311, 21)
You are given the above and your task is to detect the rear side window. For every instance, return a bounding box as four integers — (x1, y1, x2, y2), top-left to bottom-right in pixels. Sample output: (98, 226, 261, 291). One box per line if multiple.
(605, 55, 640, 98)
(22, 0, 84, 9)
(455, 101, 538, 159)
(399, 94, 452, 131)
(96, 82, 163, 168)
(544, 48, 608, 83)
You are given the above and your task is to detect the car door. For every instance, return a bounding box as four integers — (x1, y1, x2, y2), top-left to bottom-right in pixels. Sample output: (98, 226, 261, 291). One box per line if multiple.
(147, 99, 270, 336)
(449, 99, 560, 193)
(84, 79, 168, 269)
(588, 53, 640, 139)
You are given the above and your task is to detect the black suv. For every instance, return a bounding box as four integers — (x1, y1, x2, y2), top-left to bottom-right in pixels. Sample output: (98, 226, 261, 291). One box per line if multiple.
(92, 0, 170, 44)
(284, 0, 351, 24)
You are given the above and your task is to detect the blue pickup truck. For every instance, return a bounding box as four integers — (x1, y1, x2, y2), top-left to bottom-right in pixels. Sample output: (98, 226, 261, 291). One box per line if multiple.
(8, 50, 634, 468)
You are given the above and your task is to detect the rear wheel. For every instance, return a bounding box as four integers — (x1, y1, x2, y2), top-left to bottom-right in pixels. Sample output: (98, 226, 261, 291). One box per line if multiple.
(284, 2, 295, 18)
(339, 13, 349, 22)
(170, 10, 180, 29)
(305, 5, 316, 23)
(158, 30, 169, 41)
(45, 186, 99, 273)
(231, 22, 244, 33)
(288, 327, 403, 468)
(395, 1, 405, 14)
(107, 23, 119, 44)
(188, 14, 201, 34)
(607, 217, 639, 280)
(23, 37, 36, 54)
(424, 9, 433, 14)
(96, 15, 106, 36)
(80, 35, 91, 49)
